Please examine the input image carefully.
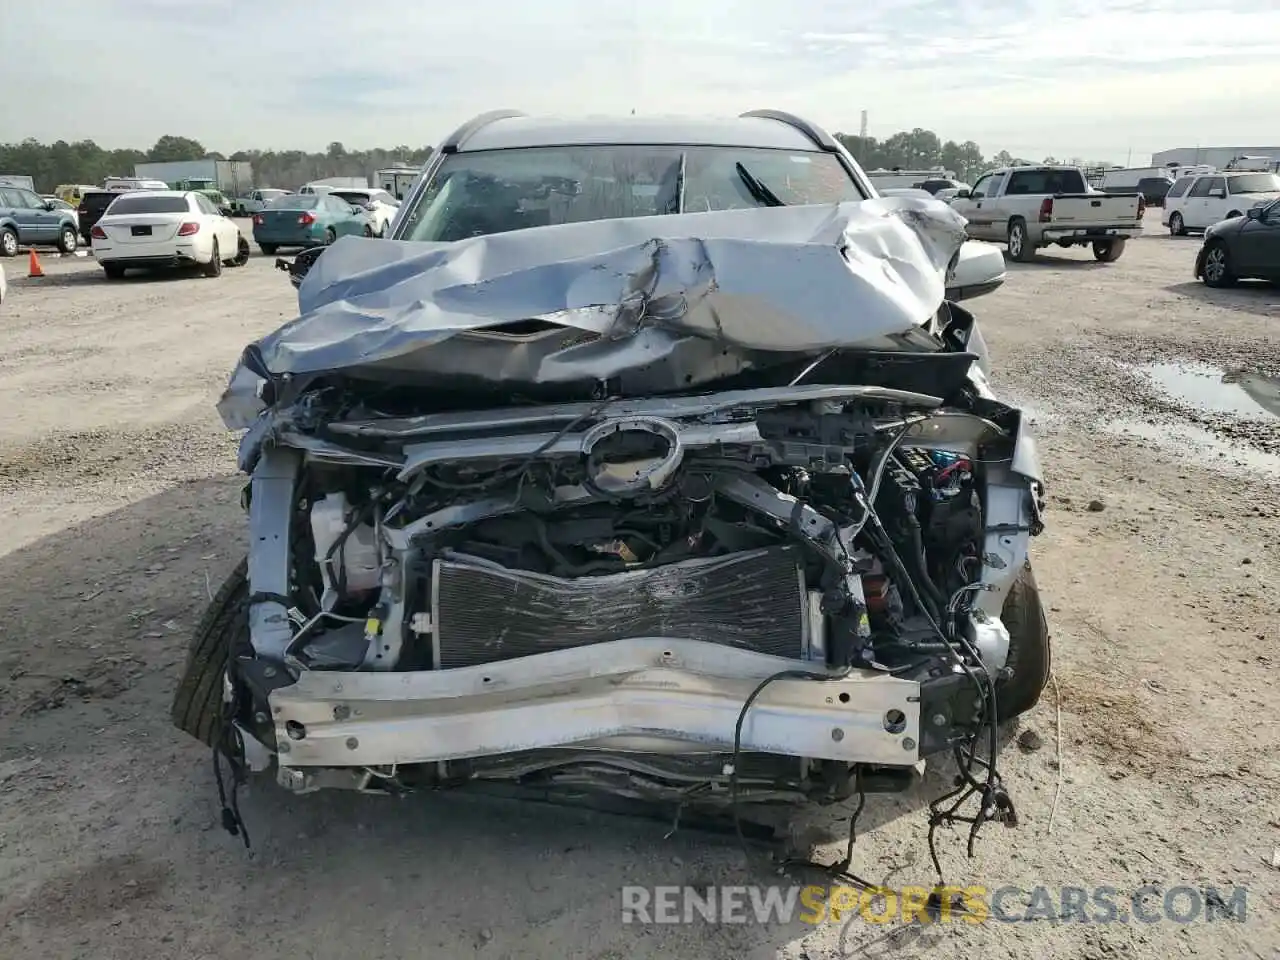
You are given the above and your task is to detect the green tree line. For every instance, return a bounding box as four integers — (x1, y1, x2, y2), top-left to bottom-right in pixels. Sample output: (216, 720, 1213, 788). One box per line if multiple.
(0, 135, 435, 193)
(0, 127, 1043, 194)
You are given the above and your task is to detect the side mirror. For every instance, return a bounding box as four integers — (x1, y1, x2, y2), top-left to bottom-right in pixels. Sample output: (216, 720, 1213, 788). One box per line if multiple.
(947, 240, 1006, 302)
(955, 188, 971, 199)
(1246, 207, 1262, 220)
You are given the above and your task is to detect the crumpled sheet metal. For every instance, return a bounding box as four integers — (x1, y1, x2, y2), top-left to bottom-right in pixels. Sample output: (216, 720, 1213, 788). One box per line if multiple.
(218, 197, 968, 429)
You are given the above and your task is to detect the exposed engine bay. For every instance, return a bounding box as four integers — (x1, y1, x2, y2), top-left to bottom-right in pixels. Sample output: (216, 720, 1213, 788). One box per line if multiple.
(225, 353, 1043, 810)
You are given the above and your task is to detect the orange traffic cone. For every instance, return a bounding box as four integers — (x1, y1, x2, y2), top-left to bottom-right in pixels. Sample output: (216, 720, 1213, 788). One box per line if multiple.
(28, 249, 44, 278)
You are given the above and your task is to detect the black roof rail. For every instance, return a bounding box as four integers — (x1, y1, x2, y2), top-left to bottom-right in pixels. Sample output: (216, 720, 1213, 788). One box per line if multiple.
(740, 110, 839, 152)
(440, 110, 526, 154)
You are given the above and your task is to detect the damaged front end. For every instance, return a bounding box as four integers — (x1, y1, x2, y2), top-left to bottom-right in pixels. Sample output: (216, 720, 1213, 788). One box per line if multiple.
(188, 198, 1047, 840)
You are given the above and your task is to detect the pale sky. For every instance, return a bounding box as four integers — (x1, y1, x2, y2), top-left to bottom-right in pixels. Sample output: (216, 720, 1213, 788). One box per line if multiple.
(2, 0, 1276, 164)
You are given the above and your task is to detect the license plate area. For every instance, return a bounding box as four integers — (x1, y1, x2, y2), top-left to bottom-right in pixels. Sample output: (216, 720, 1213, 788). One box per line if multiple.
(131, 225, 152, 237)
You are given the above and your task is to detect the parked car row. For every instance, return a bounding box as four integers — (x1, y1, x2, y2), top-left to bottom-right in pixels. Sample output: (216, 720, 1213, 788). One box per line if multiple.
(72, 186, 387, 279)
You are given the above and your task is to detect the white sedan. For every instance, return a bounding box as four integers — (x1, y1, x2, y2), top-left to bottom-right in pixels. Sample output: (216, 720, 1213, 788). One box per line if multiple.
(90, 190, 249, 279)
(329, 188, 400, 237)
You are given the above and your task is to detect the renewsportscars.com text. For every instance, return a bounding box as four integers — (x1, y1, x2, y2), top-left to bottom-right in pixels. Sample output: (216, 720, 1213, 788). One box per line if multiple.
(621, 884, 1248, 925)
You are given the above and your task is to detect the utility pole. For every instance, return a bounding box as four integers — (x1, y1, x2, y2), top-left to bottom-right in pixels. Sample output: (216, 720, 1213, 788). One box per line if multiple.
(859, 111, 868, 139)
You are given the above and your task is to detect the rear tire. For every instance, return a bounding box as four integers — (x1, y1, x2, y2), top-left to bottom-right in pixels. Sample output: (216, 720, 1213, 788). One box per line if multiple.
(103, 263, 126, 280)
(232, 235, 250, 266)
(259, 243, 277, 255)
(0, 227, 17, 257)
(171, 559, 247, 748)
(362, 224, 374, 238)
(1092, 238, 1126, 262)
(324, 227, 336, 245)
(997, 561, 1051, 721)
(1227, 210, 1243, 220)
(57, 225, 78, 254)
(202, 239, 222, 277)
(1007, 219, 1036, 262)
(1169, 212, 1185, 236)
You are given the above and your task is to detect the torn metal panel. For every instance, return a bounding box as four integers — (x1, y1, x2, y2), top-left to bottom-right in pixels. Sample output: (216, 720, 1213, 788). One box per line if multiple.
(218, 198, 968, 428)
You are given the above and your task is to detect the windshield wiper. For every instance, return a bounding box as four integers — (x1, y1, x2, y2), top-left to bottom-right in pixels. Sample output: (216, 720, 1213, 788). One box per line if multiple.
(736, 162, 785, 207)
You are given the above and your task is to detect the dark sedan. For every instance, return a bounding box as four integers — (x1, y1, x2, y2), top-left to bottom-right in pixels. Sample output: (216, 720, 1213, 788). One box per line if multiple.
(1195, 199, 1280, 287)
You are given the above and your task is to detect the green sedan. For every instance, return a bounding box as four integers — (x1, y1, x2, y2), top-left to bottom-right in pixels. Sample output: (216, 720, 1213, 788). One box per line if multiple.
(252, 193, 374, 254)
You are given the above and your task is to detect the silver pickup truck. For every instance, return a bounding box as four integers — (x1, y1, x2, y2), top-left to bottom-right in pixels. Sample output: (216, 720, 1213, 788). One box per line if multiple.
(950, 165, 1144, 263)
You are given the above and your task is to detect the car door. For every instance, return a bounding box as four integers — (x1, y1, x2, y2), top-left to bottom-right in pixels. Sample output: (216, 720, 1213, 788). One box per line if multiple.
(1163, 176, 1193, 224)
(0, 188, 23, 240)
(9, 189, 53, 242)
(1236, 201, 1280, 278)
(1194, 176, 1226, 228)
(330, 195, 360, 235)
(196, 194, 234, 251)
(953, 174, 1000, 239)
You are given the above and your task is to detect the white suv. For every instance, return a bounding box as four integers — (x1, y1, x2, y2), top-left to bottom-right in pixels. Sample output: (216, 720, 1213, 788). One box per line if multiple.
(1163, 171, 1280, 235)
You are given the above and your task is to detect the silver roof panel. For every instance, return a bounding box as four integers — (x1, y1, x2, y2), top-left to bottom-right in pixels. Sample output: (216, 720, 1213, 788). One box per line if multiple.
(458, 115, 824, 153)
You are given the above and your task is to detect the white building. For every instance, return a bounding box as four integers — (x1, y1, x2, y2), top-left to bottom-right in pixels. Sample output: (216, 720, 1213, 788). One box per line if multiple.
(1150, 146, 1280, 170)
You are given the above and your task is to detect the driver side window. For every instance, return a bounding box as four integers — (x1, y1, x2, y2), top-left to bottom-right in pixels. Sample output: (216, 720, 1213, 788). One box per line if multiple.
(970, 175, 993, 200)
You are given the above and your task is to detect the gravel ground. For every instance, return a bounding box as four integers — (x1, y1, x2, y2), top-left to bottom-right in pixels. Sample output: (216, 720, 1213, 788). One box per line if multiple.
(0, 214, 1278, 959)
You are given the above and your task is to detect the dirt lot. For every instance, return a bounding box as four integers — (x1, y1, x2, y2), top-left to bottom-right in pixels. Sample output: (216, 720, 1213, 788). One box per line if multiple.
(1, 215, 1278, 959)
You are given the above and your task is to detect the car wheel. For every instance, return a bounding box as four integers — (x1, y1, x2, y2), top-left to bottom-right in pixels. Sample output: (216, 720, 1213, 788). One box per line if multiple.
(377, 221, 387, 238)
(1169, 212, 1185, 236)
(1007, 219, 1035, 262)
(324, 227, 337, 245)
(1227, 210, 1243, 220)
(202, 238, 222, 277)
(996, 561, 1051, 721)
(103, 263, 126, 280)
(232, 235, 250, 266)
(1201, 240, 1234, 288)
(57, 225, 78, 254)
(259, 243, 278, 255)
(362, 224, 374, 238)
(171, 558, 248, 748)
(1092, 238, 1126, 262)
(0, 227, 18, 258)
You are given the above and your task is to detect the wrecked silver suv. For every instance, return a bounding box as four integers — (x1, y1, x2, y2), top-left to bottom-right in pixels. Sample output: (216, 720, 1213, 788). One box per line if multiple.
(175, 112, 1047, 845)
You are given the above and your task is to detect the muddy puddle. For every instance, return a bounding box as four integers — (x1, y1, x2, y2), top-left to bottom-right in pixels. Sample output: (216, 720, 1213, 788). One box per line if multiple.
(1104, 361, 1280, 479)
(1133, 361, 1280, 420)
(1104, 419, 1280, 477)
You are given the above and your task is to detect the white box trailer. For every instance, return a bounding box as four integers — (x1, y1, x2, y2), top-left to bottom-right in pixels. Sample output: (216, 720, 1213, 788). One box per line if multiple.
(0, 174, 35, 191)
(300, 177, 369, 195)
(133, 159, 254, 195)
(104, 177, 169, 192)
(375, 167, 421, 200)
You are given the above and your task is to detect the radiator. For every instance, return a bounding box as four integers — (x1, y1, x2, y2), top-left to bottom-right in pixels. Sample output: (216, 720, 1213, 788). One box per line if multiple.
(432, 546, 807, 669)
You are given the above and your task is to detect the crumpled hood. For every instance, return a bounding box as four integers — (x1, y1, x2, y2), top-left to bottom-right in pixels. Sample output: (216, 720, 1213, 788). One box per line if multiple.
(219, 196, 968, 428)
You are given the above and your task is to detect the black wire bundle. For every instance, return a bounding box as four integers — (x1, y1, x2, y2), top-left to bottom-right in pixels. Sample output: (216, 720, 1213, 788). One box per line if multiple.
(724, 466, 1012, 904)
